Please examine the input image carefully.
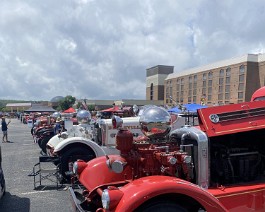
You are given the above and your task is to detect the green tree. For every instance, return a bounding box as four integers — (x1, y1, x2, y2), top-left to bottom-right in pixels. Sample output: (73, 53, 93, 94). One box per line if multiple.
(87, 104, 95, 111)
(58, 95, 76, 111)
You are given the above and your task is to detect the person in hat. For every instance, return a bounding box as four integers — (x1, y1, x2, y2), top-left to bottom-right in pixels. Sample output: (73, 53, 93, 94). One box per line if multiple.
(1, 117, 11, 143)
(54, 117, 62, 134)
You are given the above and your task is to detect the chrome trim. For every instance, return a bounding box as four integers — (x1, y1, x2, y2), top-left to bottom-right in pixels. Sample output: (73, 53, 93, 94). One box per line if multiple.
(169, 126, 209, 189)
(69, 187, 86, 212)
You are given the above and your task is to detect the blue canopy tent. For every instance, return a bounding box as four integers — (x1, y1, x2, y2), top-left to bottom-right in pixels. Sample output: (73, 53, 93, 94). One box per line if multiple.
(183, 103, 207, 113)
(168, 103, 207, 114)
(168, 107, 182, 113)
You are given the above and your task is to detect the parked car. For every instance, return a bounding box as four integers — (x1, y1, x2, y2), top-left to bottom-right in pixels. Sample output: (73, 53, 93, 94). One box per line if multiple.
(70, 99, 265, 211)
(0, 146, 6, 199)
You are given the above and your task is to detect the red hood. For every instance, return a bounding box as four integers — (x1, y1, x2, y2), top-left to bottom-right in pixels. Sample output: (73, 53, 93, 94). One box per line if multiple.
(197, 100, 265, 137)
(79, 155, 133, 191)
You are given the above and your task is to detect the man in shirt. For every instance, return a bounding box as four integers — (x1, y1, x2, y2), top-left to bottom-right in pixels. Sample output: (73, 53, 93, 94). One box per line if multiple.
(1, 117, 11, 143)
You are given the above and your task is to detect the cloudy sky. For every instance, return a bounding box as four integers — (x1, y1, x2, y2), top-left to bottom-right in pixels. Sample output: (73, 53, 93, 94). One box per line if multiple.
(0, 0, 264, 101)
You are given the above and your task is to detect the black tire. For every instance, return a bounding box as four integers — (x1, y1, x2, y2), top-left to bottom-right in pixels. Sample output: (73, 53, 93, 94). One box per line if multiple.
(60, 147, 96, 183)
(37, 138, 43, 149)
(135, 200, 188, 212)
(40, 135, 53, 154)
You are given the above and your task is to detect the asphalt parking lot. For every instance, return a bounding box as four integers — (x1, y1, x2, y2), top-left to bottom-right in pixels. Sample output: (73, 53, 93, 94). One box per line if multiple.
(0, 118, 72, 212)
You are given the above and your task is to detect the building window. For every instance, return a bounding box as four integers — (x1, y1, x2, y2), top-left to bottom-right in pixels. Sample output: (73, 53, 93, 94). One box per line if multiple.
(169, 86, 172, 100)
(225, 93, 230, 100)
(202, 88, 206, 95)
(238, 92, 244, 99)
(193, 82, 197, 88)
(203, 81, 206, 87)
(180, 78, 184, 93)
(208, 80, 212, 87)
(219, 86, 223, 93)
(208, 95, 212, 101)
(176, 92, 180, 102)
(238, 83, 244, 91)
(225, 85, 230, 93)
(193, 96, 197, 103)
(218, 93, 223, 100)
(176, 78, 180, 91)
(226, 77, 230, 84)
(180, 91, 184, 98)
(193, 89, 197, 95)
(150, 83, 153, 100)
(239, 75, 245, 83)
(219, 78, 224, 84)
(239, 65, 245, 74)
(188, 90, 192, 96)
(208, 71, 213, 79)
(189, 76, 192, 83)
(194, 75, 197, 82)
(203, 73, 207, 80)
(181, 85, 184, 91)
(226, 67, 231, 76)
(188, 97, 192, 103)
(208, 87, 212, 94)
(219, 69, 224, 77)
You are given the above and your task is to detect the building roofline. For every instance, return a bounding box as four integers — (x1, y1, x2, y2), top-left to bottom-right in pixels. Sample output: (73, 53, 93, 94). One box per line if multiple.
(146, 65, 174, 70)
(166, 53, 265, 80)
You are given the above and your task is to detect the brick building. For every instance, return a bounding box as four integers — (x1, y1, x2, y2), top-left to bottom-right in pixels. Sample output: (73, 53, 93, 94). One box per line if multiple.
(146, 54, 265, 106)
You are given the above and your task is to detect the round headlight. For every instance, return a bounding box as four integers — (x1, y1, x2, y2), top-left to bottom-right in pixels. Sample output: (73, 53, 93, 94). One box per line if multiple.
(183, 155, 192, 164)
(102, 189, 110, 209)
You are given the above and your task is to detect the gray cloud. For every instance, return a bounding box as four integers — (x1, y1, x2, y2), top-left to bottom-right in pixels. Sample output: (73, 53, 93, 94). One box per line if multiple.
(0, 0, 265, 101)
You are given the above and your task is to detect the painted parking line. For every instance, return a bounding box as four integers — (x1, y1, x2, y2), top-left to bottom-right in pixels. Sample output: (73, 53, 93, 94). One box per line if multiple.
(20, 190, 51, 195)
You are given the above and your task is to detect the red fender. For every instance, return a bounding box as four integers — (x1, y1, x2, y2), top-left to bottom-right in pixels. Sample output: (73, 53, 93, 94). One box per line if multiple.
(115, 176, 228, 212)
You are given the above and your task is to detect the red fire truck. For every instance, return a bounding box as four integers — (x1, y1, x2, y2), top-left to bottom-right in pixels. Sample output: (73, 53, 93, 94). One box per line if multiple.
(69, 98, 265, 211)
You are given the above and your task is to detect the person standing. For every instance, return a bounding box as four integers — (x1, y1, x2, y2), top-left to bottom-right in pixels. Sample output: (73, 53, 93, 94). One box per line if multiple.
(54, 117, 62, 134)
(1, 117, 11, 143)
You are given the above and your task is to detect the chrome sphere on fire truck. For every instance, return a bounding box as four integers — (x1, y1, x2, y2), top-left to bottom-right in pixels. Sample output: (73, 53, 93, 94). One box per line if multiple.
(51, 111, 61, 118)
(77, 110, 91, 124)
(139, 106, 171, 139)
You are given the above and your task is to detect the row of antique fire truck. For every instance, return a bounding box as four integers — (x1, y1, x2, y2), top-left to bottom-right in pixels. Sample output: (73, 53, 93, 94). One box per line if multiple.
(31, 86, 265, 211)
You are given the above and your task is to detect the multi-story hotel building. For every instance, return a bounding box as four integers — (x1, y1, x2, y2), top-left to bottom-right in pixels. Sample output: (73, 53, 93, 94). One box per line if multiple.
(146, 54, 265, 106)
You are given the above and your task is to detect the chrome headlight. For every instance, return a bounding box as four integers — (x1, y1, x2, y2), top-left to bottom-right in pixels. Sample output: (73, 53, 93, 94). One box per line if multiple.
(73, 161, 78, 175)
(101, 189, 110, 209)
(183, 155, 192, 164)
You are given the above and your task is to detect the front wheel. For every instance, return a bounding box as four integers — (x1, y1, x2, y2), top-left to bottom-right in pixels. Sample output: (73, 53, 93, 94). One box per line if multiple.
(135, 200, 188, 212)
(59, 147, 96, 183)
(40, 135, 54, 154)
